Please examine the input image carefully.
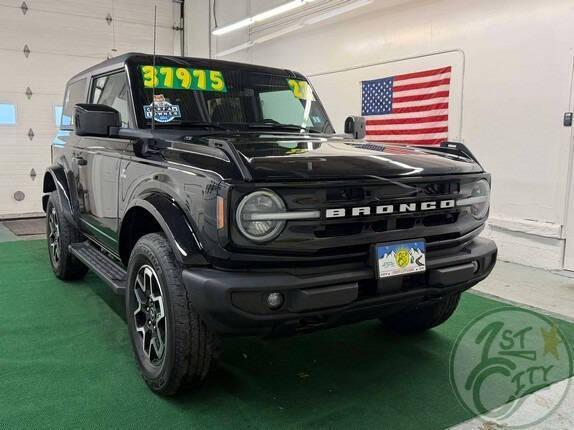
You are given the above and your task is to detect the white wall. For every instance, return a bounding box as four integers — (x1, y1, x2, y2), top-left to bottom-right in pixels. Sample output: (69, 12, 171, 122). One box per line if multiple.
(192, 0, 574, 269)
(185, 0, 210, 57)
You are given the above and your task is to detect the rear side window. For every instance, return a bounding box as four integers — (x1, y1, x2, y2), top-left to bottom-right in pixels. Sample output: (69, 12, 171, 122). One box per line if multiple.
(91, 72, 131, 127)
(61, 79, 87, 128)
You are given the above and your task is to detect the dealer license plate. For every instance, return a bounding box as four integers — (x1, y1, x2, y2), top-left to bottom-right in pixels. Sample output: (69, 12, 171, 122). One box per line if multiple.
(375, 240, 426, 278)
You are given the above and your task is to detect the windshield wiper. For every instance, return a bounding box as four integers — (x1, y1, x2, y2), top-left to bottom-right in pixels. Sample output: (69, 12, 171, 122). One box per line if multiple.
(246, 122, 321, 133)
(179, 122, 236, 131)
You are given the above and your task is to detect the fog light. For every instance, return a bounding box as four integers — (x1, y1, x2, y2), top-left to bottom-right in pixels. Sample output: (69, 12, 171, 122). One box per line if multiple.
(472, 261, 479, 273)
(266, 292, 284, 310)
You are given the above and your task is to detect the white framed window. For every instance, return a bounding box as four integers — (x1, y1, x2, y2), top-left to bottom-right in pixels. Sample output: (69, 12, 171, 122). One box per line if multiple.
(0, 103, 16, 125)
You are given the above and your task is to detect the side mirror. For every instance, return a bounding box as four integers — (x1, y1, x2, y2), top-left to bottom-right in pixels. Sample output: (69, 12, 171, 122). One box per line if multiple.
(344, 116, 366, 139)
(74, 104, 121, 137)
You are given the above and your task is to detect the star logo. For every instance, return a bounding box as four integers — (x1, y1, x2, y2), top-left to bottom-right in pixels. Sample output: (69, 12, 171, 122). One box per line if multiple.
(541, 323, 562, 360)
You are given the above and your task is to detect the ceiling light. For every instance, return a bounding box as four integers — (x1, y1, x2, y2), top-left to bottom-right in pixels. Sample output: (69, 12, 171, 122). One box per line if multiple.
(214, 0, 373, 57)
(304, 0, 372, 25)
(212, 0, 316, 36)
(216, 25, 303, 58)
(253, 0, 305, 22)
(212, 17, 254, 36)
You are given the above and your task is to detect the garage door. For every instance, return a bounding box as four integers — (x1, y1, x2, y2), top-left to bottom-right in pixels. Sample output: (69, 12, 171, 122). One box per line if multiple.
(0, 0, 179, 217)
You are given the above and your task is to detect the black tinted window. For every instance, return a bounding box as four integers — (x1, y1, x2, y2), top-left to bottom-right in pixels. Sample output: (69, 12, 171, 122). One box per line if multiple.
(61, 79, 87, 128)
(91, 72, 131, 127)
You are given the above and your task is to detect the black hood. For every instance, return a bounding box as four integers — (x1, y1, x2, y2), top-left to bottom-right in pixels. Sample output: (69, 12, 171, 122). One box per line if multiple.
(221, 134, 482, 181)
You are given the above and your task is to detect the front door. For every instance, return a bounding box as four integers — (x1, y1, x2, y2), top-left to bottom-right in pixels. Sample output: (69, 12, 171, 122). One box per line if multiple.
(74, 70, 132, 254)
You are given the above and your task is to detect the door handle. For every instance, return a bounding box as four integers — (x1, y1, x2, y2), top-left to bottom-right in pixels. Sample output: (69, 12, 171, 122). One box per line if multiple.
(74, 156, 87, 166)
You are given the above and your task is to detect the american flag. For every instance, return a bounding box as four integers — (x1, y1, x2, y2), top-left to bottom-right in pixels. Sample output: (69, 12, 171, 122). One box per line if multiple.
(361, 66, 451, 145)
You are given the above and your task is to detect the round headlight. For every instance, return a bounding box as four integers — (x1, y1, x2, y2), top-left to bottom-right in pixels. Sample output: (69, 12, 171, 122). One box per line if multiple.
(461, 179, 490, 219)
(236, 190, 286, 242)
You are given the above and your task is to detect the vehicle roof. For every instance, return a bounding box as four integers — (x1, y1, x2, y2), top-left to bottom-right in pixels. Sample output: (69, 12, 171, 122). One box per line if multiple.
(68, 52, 306, 84)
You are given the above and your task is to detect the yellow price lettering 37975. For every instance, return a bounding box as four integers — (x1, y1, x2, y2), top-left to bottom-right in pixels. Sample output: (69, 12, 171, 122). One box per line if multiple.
(141, 65, 227, 92)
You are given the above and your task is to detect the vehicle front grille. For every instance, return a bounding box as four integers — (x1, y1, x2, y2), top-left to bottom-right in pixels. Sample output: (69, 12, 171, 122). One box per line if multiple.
(229, 174, 487, 263)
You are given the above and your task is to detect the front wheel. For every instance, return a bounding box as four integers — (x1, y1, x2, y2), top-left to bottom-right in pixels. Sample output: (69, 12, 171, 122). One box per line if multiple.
(381, 293, 461, 333)
(126, 233, 218, 396)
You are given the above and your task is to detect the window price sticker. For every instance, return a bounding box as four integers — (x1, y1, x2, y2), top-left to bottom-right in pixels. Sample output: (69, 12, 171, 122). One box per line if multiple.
(287, 79, 315, 101)
(141, 65, 227, 92)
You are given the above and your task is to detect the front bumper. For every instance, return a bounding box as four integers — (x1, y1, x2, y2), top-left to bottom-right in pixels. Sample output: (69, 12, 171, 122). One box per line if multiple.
(182, 237, 497, 336)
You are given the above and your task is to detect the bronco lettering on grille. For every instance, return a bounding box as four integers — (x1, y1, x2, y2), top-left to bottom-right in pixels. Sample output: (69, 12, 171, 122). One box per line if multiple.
(324, 199, 456, 218)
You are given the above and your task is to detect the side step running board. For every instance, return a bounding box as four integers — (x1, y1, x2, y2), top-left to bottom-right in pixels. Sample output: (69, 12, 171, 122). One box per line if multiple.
(69, 242, 127, 295)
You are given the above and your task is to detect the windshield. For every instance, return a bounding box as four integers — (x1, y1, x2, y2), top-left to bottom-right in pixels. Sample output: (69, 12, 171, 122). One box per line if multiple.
(128, 61, 334, 133)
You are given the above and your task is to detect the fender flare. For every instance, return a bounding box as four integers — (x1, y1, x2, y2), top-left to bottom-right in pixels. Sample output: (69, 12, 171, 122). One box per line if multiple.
(120, 193, 206, 266)
(42, 165, 78, 228)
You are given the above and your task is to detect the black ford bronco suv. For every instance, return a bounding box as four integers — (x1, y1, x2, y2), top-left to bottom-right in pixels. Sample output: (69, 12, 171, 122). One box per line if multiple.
(43, 53, 497, 395)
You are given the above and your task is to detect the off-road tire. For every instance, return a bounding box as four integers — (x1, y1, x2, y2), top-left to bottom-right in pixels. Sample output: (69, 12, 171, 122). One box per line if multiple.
(46, 192, 88, 280)
(126, 232, 217, 396)
(381, 293, 461, 333)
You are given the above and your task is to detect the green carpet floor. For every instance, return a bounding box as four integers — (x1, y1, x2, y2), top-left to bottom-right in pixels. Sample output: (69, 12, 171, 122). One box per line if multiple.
(0, 239, 573, 429)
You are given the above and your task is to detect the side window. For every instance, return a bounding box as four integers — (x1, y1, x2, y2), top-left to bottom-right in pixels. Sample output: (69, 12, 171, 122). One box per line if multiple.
(61, 79, 87, 128)
(91, 72, 131, 127)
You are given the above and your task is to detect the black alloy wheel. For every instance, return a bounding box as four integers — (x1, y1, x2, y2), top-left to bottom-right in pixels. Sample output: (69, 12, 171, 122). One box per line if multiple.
(47, 206, 61, 266)
(45, 192, 87, 280)
(126, 233, 218, 395)
(132, 264, 167, 367)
